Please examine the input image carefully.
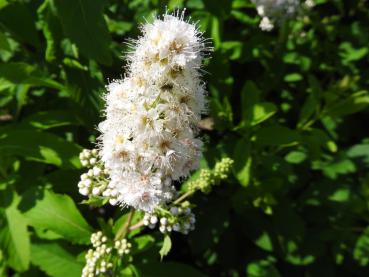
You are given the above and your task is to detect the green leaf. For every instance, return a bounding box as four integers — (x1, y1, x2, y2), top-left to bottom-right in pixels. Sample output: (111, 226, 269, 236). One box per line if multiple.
(251, 102, 277, 126)
(0, 2, 40, 47)
(339, 42, 368, 64)
(132, 235, 155, 254)
(21, 110, 82, 129)
(0, 128, 81, 169)
(31, 243, 83, 277)
(0, 62, 63, 89)
(255, 126, 300, 146)
(0, 197, 30, 272)
(37, 0, 63, 62)
(325, 91, 369, 117)
(233, 138, 252, 187)
(313, 158, 356, 179)
(285, 151, 307, 164)
(24, 190, 92, 244)
(284, 73, 303, 82)
(354, 227, 369, 266)
(159, 235, 172, 260)
(329, 187, 350, 203)
(241, 81, 261, 121)
(221, 41, 243, 60)
(255, 232, 273, 252)
(0, 31, 10, 51)
(53, 0, 112, 64)
(297, 76, 321, 128)
(247, 259, 281, 277)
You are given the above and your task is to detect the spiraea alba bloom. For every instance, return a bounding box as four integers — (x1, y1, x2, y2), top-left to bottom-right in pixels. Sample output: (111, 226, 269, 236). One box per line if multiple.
(97, 11, 209, 212)
(252, 0, 314, 31)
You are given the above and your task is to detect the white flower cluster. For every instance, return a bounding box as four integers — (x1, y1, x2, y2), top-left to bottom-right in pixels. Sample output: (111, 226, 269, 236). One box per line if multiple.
(82, 231, 132, 277)
(251, 0, 314, 31)
(114, 238, 132, 256)
(143, 206, 195, 234)
(78, 149, 110, 199)
(98, 10, 209, 212)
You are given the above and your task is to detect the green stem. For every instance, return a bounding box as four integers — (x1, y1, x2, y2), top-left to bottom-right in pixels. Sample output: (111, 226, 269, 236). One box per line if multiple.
(115, 209, 135, 240)
(173, 191, 194, 205)
(129, 220, 145, 231)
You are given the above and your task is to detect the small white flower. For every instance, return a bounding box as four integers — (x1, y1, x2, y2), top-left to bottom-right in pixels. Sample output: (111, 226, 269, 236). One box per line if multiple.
(260, 17, 274, 31)
(79, 188, 89, 196)
(159, 225, 166, 233)
(150, 216, 158, 224)
(160, 217, 168, 225)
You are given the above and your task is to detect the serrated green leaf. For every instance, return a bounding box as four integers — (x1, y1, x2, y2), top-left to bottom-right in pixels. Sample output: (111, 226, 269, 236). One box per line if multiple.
(0, 197, 30, 272)
(31, 243, 83, 277)
(24, 190, 92, 244)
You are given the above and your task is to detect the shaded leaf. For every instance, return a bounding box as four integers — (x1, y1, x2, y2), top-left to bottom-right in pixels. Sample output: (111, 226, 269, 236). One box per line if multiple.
(255, 126, 300, 146)
(53, 0, 112, 64)
(24, 190, 92, 244)
(31, 243, 83, 277)
(0, 128, 81, 169)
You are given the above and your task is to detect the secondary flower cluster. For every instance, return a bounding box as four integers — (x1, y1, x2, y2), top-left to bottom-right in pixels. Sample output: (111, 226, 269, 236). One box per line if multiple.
(143, 204, 196, 234)
(97, 11, 209, 212)
(78, 149, 112, 202)
(251, 0, 314, 31)
(187, 157, 234, 194)
(82, 232, 131, 277)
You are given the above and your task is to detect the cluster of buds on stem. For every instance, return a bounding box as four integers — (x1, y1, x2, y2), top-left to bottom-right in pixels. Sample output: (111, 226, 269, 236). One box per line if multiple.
(187, 157, 234, 194)
(78, 149, 116, 203)
(143, 202, 196, 235)
(82, 231, 132, 277)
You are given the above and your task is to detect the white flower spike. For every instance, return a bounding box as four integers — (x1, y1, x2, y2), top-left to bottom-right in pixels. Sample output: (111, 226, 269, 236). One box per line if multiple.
(97, 10, 210, 212)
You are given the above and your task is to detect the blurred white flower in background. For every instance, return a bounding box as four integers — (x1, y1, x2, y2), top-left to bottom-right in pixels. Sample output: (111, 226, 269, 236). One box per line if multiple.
(252, 0, 314, 31)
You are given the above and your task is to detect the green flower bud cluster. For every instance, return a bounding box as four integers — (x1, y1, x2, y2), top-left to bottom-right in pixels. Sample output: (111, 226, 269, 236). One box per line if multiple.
(82, 231, 132, 277)
(188, 157, 234, 194)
